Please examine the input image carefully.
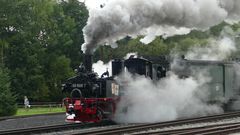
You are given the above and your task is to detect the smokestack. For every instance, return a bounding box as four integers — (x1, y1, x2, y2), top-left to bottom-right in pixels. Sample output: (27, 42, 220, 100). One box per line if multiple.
(84, 54, 93, 72)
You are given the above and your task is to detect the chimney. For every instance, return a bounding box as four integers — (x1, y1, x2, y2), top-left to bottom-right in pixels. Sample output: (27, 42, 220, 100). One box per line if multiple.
(84, 54, 93, 72)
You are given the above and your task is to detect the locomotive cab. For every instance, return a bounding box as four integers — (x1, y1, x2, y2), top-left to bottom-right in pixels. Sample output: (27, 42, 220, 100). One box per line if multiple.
(124, 57, 153, 78)
(112, 56, 169, 81)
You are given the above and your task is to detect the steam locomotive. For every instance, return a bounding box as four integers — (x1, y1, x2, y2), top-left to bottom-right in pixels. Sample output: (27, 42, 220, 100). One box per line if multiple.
(62, 55, 169, 122)
(62, 55, 118, 122)
(62, 54, 240, 123)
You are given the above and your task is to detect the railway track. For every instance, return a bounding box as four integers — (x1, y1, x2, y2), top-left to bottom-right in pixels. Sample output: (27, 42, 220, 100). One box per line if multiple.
(140, 122, 240, 135)
(0, 120, 116, 135)
(75, 111, 240, 135)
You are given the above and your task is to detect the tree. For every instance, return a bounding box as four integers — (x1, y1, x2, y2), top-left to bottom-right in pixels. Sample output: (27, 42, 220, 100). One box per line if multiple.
(40, 0, 86, 101)
(60, 0, 88, 67)
(0, 67, 17, 116)
(2, 0, 55, 101)
(0, 0, 81, 101)
(44, 55, 74, 101)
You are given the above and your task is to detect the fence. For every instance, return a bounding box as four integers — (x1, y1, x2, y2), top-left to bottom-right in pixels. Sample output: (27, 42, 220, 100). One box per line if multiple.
(17, 102, 63, 108)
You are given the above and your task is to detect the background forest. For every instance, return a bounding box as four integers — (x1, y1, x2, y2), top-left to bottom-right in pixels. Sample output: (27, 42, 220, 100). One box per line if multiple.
(0, 0, 240, 116)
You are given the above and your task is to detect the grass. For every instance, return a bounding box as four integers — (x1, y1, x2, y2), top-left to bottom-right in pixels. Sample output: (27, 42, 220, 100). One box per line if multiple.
(15, 107, 65, 116)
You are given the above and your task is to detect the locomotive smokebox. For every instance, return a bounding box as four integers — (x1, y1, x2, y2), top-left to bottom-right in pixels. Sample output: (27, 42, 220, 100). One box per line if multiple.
(84, 54, 93, 72)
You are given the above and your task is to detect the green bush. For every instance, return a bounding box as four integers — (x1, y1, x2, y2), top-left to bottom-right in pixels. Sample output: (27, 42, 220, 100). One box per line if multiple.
(0, 67, 17, 116)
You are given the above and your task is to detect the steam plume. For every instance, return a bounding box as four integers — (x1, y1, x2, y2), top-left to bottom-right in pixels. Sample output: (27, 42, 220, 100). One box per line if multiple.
(92, 53, 137, 76)
(111, 32, 237, 123)
(177, 26, 238, 61)
(114, 71, 222, 123)
(92, 60, 112, 76)
(82, 0, 240, 54)
(184, 37, 236, 60)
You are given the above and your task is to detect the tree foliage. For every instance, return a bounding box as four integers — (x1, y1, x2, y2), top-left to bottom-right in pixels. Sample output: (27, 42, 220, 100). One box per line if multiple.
(0, 0, 85, 102)
(0, 67, 17, 116)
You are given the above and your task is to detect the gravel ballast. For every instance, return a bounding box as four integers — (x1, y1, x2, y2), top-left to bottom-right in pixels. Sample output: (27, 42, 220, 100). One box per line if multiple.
(0, 114, 66, 130)
(133, 117, 240, 134)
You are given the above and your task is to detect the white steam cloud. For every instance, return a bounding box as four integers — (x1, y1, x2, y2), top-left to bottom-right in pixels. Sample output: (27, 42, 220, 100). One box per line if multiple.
(184, 37, 236, 60)
(114, 71, 222, 123)
(181, 26, 238, 61)
(92, 60, 112, 77)
(123, 52, 138, 59)
(82, 0, 240, 54)
(91, 35, 238, 123)
(92, 52, 137, 76)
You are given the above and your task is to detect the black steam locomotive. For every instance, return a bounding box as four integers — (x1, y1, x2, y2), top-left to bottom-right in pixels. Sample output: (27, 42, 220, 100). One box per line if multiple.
(62, 54, 169, 122)
(62, 54, 240, 122)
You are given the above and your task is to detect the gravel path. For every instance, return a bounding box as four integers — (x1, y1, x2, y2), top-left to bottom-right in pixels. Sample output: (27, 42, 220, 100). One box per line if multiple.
(0, 114, 66, 130)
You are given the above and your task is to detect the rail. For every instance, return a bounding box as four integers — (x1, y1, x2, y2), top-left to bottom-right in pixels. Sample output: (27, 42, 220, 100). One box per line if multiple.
(75, 111, 240, 135)
(144, 122, 240, 135)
